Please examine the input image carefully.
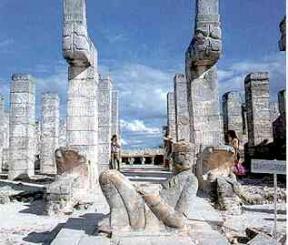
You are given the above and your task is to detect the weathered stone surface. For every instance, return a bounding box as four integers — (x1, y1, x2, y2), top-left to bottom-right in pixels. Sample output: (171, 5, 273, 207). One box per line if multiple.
(195, 145, 235, 193)
(111, 90, 119, 136)
(222, 91, 248, 144)
(45, 148, 91, 215)
(279, 17, 286, 51)
(166, 92, 176, 141)
(98, 77, 113, 172)
(8, 74, 35, 180)
(40, 93, 60, 174)
(185, 0, 223, 157)
(272, 90, 286, 159)
(244, 72, 273, 147)
(63, 0, 99, 186)
(247, 233, 277, 245)
(174, 74, 190, 142)
(99, 141, 198, 233)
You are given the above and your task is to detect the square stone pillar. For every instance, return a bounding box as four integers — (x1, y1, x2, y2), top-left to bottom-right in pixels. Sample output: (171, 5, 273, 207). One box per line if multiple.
(166, 92, 176, 141)
(279, 17, 286, 51)
(244, 72, 273, 147)
(2, 111, 9, 171)
(98, 77, 113, 173)
(40, 93, 60, 174)
(185, 0, 223, 150)
(174, 74, 190, 142)
(8, 74, 35, 180)
(0, 96, 4, 172)
(111, 90, 119, 137)
(222, 91, 247, 143)
(59, 119, 67, 147)
(278, 90, 286, 116)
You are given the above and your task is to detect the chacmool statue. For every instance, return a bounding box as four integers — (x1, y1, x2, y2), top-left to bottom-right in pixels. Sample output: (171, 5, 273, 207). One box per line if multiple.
(98, 141, 198, 234)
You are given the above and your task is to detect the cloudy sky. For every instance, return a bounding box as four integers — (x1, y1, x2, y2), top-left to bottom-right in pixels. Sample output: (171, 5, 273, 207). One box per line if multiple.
(0, 0, 285, 149)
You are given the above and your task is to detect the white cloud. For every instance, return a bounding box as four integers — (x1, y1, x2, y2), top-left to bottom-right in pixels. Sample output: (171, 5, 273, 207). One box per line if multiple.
(120, 119, 161, 134)
(218, 53, 285, 100)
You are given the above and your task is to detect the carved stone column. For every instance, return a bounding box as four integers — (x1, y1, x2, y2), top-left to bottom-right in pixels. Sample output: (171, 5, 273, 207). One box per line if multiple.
(63, 0, 99, 185)
(8, 74, 35, 180)
(185, 0, 223, 156)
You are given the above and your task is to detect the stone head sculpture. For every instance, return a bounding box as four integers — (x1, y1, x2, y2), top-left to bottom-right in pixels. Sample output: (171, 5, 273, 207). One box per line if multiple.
(172, 141, 194, 173)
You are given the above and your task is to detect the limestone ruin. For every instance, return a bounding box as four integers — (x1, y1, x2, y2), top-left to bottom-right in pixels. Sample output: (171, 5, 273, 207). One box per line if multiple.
(0, 1, 285, 245)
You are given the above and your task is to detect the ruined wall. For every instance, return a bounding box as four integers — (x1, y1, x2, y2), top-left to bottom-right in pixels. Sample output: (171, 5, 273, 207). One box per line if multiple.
(8, 74, 35, 180)
(244, 72, 273, 147)
(40, 93, 60, 174)
(174, 74, 190, 142)
(166, 92, 176, 141)
(98, 78, 113, 172)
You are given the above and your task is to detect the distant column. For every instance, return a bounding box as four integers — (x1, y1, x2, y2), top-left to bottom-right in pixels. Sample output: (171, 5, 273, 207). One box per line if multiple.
(278, 90, 286, 116)
(174, 74, 190, 142)
(244, 72, 273, 147)
(40, 93, 60, 174)
(111, 90, 119, 137)
(2, 111, 9, 171)
(59, 119, 67, 147)
(0, 96, 4, 172)
(98, 77, 113, 172)
(9, 74, 35, 180)
(222, 91, 247, 143)
(167, 92, 176, 141)
(279, 17, 286, 51)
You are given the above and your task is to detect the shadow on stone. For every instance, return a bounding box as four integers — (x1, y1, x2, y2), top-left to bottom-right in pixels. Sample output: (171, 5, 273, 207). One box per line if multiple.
(23, 223, 64, 245)
(19, 200, 46, 216)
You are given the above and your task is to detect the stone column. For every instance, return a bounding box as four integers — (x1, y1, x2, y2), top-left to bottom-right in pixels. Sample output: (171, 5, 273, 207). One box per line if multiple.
(174, 74, 190, 142)
(8, 74, 35, 180)
(222, 91, 247, 143)
(0, 96, 4, 172)
(98, 77, 113, 172)
(278, 90, 286, 116)
(279, 17, 286, 51)
(40, 93, 60, 174)
(269, 101, 280, 123)
(244, 72, 273, 147)
(2, 111, 9, 171)
(167, 92, 176, 141)
(59, 119, 67, 147)
(185, 0, 223, 150)
(111, 90, 119, 137)
(63, 0, 99, 185)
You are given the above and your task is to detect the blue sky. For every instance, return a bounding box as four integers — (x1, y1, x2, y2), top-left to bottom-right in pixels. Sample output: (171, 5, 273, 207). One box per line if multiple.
(0, 0, 285, 149)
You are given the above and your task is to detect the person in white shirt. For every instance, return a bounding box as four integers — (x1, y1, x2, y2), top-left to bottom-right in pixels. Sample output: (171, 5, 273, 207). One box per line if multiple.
(111, 134, 121, 170)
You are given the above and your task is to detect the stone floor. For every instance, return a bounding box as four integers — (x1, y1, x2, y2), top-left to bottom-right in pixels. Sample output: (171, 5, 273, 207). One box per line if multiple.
(0, 167, 286, 244)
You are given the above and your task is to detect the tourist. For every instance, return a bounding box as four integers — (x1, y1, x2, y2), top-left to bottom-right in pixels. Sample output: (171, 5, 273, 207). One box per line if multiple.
(226, 130, 245, 176)
(111, 135, 121, 170)
(163, 130, 173, 171)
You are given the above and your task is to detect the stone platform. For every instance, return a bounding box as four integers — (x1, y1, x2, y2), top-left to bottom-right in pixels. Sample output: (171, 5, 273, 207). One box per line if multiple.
(51, 195, 227, 245)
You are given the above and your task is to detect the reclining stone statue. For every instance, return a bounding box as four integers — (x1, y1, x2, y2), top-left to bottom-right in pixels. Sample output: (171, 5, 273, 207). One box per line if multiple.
(45, 147, 91, 215)
(196, 145, 263, 214)
(98, 141, 198, 233)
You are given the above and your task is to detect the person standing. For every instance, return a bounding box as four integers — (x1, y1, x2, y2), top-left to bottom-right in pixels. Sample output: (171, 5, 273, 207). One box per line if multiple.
(111, 135, 121, 170)
(226, 130, 245, 176)
(163, 131, 173, 171)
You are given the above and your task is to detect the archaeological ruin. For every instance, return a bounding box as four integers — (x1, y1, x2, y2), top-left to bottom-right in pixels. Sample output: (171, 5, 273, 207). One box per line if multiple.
(0, 0, 286, 244)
